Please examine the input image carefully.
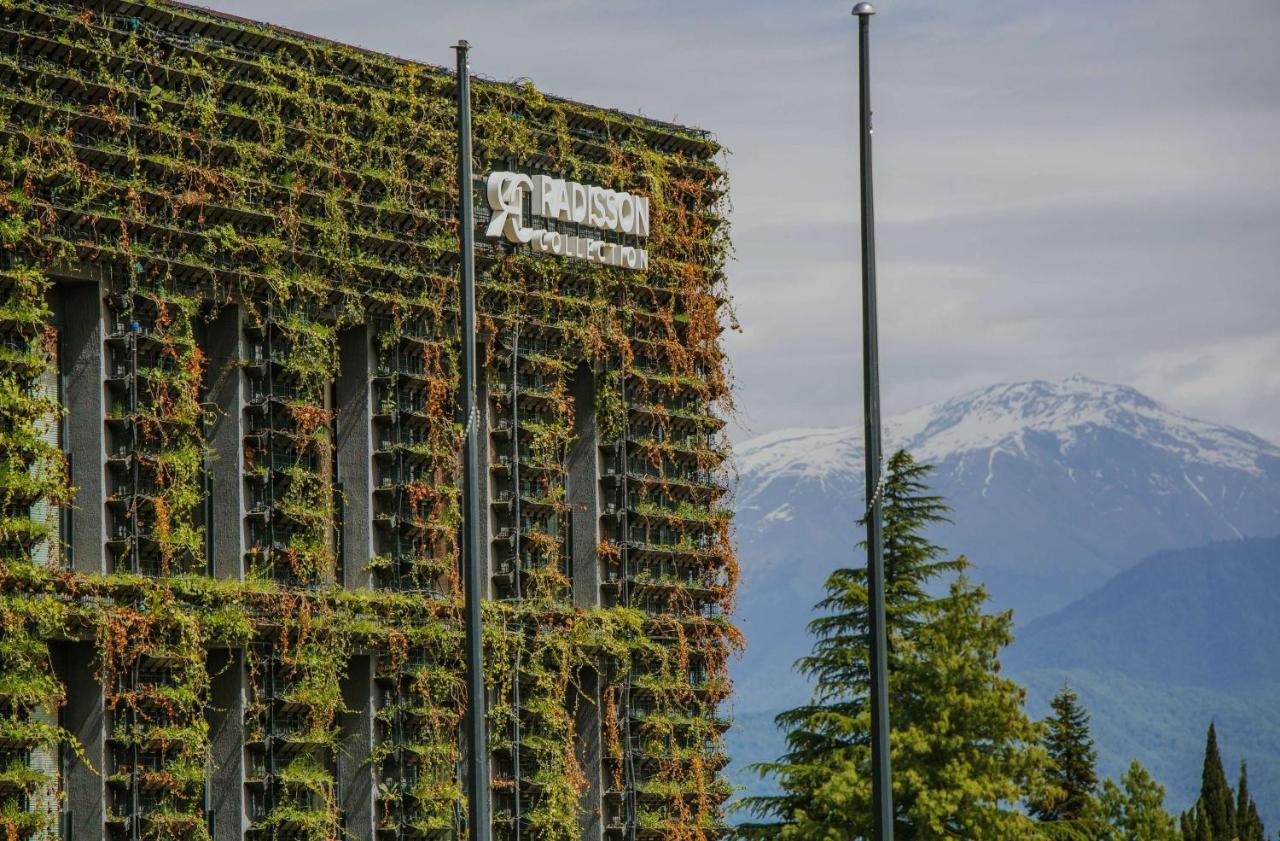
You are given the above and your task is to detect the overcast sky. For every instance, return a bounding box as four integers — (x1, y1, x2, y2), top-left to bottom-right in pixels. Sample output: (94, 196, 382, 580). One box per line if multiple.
(212, 0, 1280, 443)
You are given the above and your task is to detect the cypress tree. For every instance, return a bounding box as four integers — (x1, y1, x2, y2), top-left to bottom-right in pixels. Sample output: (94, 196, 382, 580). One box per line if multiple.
(1180, 803, 1214, 841)
(734, 451, 1043, 839)
(1194, 807, 1211, 841)
(1033, 683, 1098, 822)
(1179, 811, 1195, 840)
(1235, 761, 1266, 841)
(1197, 723, 1236, 841)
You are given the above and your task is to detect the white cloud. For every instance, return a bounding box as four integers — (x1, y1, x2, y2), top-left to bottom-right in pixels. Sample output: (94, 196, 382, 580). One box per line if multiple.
(1130, 335, 1280, 443)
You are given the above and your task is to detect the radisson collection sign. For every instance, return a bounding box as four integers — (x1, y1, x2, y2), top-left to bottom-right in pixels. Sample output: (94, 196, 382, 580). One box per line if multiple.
(485, 171, 650, 270)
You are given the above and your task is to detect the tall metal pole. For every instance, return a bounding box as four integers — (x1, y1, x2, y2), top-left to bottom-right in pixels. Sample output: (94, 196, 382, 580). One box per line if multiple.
(454, 39, 490, 841)
(852, 4, 894, 839)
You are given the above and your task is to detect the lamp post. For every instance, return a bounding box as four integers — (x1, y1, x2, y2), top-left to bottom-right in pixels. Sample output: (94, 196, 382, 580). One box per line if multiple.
(852, 4, 894, 840)
(454, 39, 491, 841)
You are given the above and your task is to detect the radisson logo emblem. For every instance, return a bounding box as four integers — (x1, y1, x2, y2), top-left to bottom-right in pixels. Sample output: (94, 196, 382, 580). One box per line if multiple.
(484, 171, 650, 270)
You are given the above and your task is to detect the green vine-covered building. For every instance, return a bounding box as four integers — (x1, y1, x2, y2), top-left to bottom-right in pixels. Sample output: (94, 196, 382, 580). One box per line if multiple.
(0, 2, 736, 839)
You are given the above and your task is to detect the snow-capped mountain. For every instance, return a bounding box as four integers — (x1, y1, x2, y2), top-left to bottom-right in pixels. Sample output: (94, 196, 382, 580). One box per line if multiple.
(738, 375, 1278, 513)
(729, 376, 1280, 712)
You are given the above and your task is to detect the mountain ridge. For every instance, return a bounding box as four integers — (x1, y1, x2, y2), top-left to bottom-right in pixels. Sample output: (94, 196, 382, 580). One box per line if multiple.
(732, 377, 1280, 623)
(737, 376, 1279, 501)
(1006, 535, 1280, 688)
(729, 377, 1280, 714)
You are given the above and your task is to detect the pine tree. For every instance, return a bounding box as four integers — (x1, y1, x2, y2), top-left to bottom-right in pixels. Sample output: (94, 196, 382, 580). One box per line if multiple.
(1235, 761, 1266, 841)
(1092, 760, 1179, 841)
(1033, 683, 1099, 823)
(733, 451, 1043, 839)
(1194, 723, 1236, 841)
(889, 573, 1045, 837)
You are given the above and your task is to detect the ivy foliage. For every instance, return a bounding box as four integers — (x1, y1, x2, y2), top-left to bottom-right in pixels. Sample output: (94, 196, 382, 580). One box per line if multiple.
(0, 1, 736, 839)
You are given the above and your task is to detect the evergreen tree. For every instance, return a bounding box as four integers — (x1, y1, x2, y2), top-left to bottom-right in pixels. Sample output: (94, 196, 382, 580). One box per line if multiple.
(1033, 683, 1099, 823)
(889, 574, 1045, 837)
(1191, 806, 1211, 841)
(1179, 811, 1194, 841)
(1235, 761, 1266, 841)
(1091, 760, 1179, 841)
(1192, 723, 1236, 841)
(733, 451, 1044, 839)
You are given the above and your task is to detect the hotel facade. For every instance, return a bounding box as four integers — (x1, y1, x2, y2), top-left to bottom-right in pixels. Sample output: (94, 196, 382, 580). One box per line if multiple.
(0, 2, 735, 840)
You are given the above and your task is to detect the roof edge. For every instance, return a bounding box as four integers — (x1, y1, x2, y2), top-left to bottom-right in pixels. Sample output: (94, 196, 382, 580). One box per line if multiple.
(163, 0, 718, 148)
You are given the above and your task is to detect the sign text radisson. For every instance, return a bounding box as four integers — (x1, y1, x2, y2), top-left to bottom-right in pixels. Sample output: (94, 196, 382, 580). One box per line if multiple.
(485, 171, 650, 270)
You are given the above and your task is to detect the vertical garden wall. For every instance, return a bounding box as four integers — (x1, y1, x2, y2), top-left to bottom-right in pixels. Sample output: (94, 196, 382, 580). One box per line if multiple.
(0, 1, 736, 839)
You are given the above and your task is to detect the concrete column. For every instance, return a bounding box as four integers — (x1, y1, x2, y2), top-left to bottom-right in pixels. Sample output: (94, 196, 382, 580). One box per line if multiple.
(205, 305, 245, 580)
(207, 648, 248, 841)
(476, 344, 494, 596)
(321, 367, 337, 586)
(336, 326, 374, 590)
(573, 666, 604, 841)
(53, 641, 106, 840)
(58, 281, 106, 574)
(41, 292, 67, 572)
(568, 365, 601, 609)
(568, 364, 605, 839)
(339, 655, 377, 840)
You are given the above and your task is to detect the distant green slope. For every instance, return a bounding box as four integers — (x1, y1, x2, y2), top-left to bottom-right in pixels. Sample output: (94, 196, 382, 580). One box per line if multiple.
(1007, 536, 1280, 826)
(1005, 536, 1280, 688)
(725, 709, 790, 807)
(1016, 671, 1280, 827)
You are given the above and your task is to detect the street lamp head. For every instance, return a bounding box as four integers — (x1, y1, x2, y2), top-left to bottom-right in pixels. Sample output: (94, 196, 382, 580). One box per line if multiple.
(852, 2, 876, 16)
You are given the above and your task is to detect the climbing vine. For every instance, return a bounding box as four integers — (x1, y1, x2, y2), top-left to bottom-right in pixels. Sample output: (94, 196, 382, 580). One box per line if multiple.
(0, 1, 736, 839)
